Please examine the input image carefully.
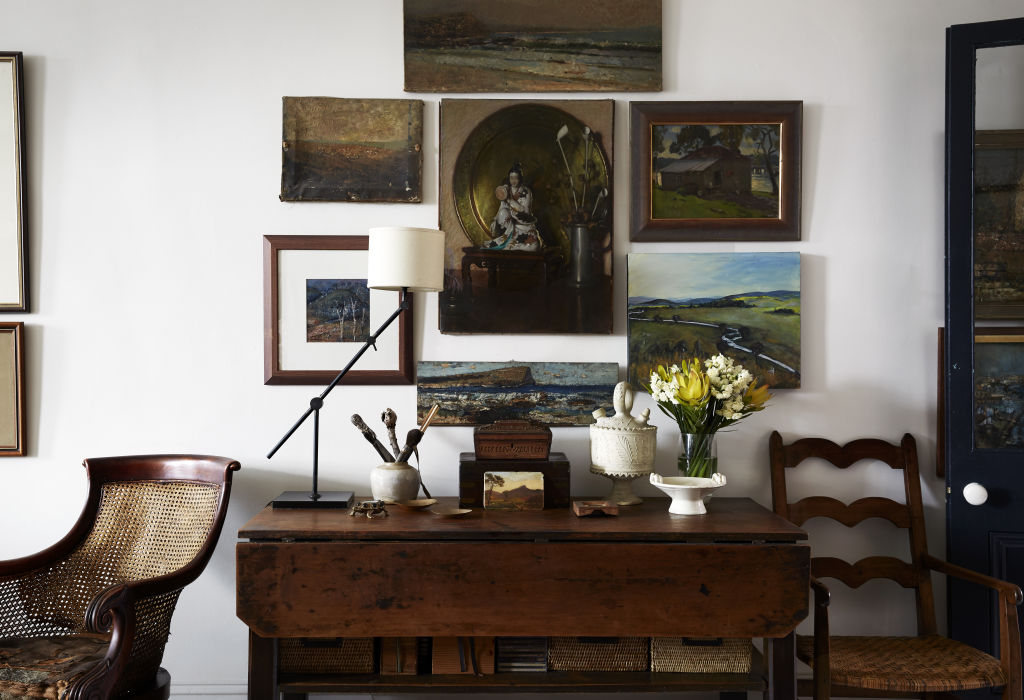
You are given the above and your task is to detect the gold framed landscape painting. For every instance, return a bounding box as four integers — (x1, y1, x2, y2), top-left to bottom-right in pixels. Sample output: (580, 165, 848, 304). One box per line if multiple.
(0, 322, 24, 456)
(630, 101, 802, 242)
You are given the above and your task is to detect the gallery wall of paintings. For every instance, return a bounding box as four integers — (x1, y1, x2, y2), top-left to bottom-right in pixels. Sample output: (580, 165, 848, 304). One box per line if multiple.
(261, 0, 805, 430)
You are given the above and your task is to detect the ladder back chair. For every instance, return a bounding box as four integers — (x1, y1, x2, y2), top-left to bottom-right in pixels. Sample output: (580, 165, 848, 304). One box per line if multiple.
(0, 455, 240, 700)
(768, 431, 1021, 700)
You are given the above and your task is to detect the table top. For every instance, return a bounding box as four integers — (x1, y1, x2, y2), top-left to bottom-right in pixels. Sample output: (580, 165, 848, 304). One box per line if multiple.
(238, 496, 806, 543)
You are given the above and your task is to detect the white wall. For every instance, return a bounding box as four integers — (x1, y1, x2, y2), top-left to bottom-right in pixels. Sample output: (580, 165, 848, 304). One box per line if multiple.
(0, 1, 1021, 698)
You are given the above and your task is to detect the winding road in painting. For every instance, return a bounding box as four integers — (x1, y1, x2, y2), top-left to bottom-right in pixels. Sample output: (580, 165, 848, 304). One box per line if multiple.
(627, 312, 798, 376)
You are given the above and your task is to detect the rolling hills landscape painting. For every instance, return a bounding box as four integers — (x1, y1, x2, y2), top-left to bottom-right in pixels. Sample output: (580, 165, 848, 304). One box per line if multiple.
(627, 252, 801, 389)
(404, 0, 661, 92)
(281, 97, 423, 202)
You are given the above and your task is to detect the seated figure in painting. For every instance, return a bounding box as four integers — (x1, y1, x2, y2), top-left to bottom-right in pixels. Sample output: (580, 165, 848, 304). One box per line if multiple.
(485, 162, 542, 252)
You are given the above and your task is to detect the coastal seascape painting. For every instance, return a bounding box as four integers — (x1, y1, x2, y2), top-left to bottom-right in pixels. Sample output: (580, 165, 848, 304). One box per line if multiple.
(403, 0, 662, 93)
(280, 97, 423, 202)
(417, 361, 618, 426)
(627, 252, 801, 389)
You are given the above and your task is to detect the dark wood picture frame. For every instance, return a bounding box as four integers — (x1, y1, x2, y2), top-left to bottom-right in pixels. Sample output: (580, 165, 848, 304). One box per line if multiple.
(629, 101, 802, 242)
(0, 322, 25, 456)
(263, 235, 413, 385)
(1, 52, 27, 312)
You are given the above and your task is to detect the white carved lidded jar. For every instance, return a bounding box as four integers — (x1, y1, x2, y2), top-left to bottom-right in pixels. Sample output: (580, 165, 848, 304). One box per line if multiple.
(589, 382, 657, 505)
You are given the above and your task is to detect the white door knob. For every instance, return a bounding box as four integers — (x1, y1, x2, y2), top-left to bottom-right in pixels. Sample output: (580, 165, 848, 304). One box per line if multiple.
(963, 482, 989, 506)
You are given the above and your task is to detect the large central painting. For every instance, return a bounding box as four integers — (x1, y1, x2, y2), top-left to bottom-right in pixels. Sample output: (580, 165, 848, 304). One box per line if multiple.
(439, 99, 614, 335)
(627, 252, 801, 389)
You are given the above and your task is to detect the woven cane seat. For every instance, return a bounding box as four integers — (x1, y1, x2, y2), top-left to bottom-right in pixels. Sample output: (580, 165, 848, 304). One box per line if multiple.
(796, 634, 1007, 692)
(0, 634, 110, 700)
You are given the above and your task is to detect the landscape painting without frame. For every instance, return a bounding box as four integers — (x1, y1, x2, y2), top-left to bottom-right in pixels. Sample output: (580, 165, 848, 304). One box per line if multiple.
(280, 97, 423, 203)
(404, 0, 662, 93)
(627, 252, 801, 389)
(417, 361, 618, 426)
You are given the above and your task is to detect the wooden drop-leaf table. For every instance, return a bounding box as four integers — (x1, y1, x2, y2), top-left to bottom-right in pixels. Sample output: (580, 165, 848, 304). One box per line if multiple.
(236, 497, 808, 699)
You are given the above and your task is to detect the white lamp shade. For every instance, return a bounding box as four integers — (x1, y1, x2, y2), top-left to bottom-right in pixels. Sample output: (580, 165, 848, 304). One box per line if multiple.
(367, 227, 445, 292)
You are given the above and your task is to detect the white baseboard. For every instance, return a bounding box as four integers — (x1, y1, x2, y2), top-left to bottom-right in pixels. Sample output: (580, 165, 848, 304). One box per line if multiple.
(170, 684, 247, 700)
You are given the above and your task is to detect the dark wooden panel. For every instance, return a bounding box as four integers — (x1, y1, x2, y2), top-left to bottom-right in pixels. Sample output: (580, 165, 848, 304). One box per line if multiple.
(239, 497, 806, 543)
(237, 541, 808, 638)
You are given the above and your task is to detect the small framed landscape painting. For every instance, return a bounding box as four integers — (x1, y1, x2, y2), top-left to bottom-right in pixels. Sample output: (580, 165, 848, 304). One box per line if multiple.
(263, 235, 412, 385)
(974, 329, 1024, 450)
(280, 97, 423, 203)
(403, 0, 662, 93)
(0, 322, 24, 457)
(974, 130, 1024, 319)
(0, 53, 26, 312)
(630, 101, 802, 242)
(483, 471, 544, 510)
(627, 252, 801, 389)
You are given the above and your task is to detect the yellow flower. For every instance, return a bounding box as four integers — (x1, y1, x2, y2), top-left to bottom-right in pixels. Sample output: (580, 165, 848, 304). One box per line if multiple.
(743, 381, 772, 411)
(673, 359, 709, 406)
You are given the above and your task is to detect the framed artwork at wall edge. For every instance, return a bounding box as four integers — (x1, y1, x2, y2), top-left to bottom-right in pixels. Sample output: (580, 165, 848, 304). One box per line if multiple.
(403, 0, 662, 93)
(417, 361, 618, 426)
(0, 322, 25, 457)
(280, 97, 423, 203)
(974, 130, 1024, 319)
(627, 252, 801, 390)
(263, 235, 413, 385)
(439, 99, 614, 334)
(629, 101, 802, 242)
(974, 328, 1024, 450)
(0, 52, 27, 312)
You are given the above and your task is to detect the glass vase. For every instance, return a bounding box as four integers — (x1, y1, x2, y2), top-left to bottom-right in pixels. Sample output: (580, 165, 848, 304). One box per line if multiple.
(678, 432, 718, 478)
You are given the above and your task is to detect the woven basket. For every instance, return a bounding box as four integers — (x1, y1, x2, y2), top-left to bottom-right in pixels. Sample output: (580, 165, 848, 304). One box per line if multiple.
(651, 637, 752, 674)
(278, 638, 374, 674)
(548, 637, 648, 672)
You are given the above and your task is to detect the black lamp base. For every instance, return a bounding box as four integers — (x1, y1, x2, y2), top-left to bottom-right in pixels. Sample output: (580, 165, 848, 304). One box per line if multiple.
(271, 490, 354, 509)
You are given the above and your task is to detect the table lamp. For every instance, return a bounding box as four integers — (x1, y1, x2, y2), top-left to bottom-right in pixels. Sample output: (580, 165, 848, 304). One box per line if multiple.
(266, 226, 445, 508)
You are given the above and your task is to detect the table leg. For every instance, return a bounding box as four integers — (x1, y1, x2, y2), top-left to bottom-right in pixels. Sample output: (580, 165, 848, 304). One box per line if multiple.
(767, 633, 797, 700)
(248, 631, 278, 700)
(462, 256, 474, 296)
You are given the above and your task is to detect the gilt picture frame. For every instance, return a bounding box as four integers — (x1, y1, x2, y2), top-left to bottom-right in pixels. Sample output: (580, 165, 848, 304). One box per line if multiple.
(0, 322, 25, 456)
(630, 101, 802, 242)
(0, 53, 27, 312)
(263, 235, 413, 385)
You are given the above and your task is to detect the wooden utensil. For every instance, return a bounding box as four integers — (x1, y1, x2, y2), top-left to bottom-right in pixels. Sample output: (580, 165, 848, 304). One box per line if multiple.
(351, 414, 395, 462)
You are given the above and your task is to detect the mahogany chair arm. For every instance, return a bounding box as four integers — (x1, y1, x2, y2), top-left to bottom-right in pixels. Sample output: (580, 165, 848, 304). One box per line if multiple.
(809, 576, 832, 700)
(921, 554, 1023, 604)
(74, 568, 199, 700)
(921, 554, 1023, 699)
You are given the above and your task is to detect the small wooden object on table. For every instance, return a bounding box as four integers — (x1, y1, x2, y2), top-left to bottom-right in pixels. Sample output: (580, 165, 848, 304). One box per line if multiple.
(473, 420, 552, 460)
(460, 452, 569, 508)
(572, 499, 619, 517)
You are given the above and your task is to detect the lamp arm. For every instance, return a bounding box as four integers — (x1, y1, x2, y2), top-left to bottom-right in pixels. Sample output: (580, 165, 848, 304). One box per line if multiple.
(266, 288, 410, 459)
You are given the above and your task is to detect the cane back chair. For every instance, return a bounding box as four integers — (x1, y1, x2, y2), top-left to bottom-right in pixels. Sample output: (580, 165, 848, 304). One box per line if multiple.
(768, 431, 1022, 700)
(0, 455, 240, 700)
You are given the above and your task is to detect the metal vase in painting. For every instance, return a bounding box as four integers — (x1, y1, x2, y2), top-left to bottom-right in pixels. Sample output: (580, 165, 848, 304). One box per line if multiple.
(589, 382, 657, 505)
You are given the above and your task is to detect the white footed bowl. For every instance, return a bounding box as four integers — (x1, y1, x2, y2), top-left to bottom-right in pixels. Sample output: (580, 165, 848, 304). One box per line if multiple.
(649, 473, 727, 515)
